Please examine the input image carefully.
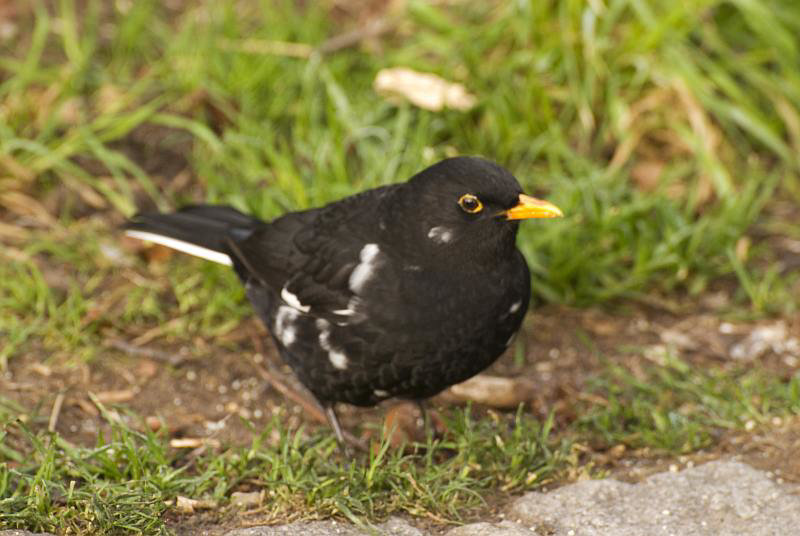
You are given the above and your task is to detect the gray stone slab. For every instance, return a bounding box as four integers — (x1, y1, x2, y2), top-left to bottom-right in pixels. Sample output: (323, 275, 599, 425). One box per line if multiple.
(507, 460, 800, 536)
(223, 516, 425, 536)
(445, 520, 537, 535)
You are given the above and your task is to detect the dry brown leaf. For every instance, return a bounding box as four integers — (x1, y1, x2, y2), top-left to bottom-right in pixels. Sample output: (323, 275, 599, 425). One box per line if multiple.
(447, 374, 533, 409)
(94, 389, 137, 404)
(30, 363, 52, 377)
(174, 496, 216, 514)
(373, 67, 476, 111)
(230, 491, 263, 509)
(175, 496, 198, 514)
(170, 437, 221, 449)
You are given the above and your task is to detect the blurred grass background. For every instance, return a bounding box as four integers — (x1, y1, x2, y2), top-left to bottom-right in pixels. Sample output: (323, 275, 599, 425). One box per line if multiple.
(1, 0, 800, 532)
(3, 0, 798, 315)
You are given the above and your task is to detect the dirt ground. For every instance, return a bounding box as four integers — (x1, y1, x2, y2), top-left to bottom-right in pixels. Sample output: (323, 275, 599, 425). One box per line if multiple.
(4, 286, 800, 469)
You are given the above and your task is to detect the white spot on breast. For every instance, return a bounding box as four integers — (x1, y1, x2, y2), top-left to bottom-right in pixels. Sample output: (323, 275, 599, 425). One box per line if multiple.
(328, 350, 349, 370)
(349, 243, 380, 294)
(274, 306, 300, 347)
(427, 226, 453, 244)
(281, 286, 310, 313)
(509, 300, 522, 315)
(316, 318, 349, 370)
(374, 389, 389, 398)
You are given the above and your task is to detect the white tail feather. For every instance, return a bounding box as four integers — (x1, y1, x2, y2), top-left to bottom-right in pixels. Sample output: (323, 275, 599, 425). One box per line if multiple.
(125, 230, 233, 266)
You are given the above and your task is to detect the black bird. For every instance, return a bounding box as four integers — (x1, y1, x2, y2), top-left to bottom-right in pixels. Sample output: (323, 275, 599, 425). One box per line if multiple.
(125, 157, 562, 444)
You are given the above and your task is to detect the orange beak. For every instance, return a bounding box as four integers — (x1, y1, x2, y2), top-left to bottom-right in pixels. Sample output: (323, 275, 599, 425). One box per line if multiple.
(505, 194, 563, 220)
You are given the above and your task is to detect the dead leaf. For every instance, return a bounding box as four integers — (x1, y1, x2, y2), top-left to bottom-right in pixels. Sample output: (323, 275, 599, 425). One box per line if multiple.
(174, 496, 216, 514)
(230, 491, 263, 508)
(374, 67, 476, 111)
(94, 389, 137, 404)
(175, 496, 197, 514)
(30, 363, 52, 377)
(170, 437, 221, 449)
(447, 374, 533, 408)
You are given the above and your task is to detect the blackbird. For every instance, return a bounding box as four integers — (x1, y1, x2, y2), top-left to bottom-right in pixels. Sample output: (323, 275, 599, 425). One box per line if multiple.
(125, 156, 562, 444)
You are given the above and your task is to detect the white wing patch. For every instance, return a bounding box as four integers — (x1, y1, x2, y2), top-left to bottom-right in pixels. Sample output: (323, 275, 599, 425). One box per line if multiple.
(427, 226, 453, 244)
(509, 300, 522, 315)
(316, 319, 349, 370)
(274, 306, 300, 347)
(125, 230, 233, 266)
(280, 285, 310, 313)
(349, 243, 381, 294)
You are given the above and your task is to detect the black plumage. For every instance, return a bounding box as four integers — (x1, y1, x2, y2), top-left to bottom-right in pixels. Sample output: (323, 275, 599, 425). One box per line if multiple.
(125, 156, 562, 443)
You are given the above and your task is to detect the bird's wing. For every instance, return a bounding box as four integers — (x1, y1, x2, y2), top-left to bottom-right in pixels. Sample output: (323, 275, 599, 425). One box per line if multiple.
(226, 186, 398, 321)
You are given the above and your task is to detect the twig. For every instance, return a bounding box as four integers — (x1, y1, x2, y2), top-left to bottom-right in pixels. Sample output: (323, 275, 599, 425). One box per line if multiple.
(217, 17, 393, 59)
(106, 338, 189, 366)
(317, 17, 392, 54)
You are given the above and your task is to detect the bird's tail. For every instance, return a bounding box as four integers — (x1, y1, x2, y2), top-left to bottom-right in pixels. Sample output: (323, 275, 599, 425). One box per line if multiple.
(124, 205, 259, 266)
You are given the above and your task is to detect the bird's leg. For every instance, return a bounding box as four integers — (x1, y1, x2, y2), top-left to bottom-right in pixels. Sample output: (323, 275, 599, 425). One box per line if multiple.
(324, 404, 347, 446)
(322, 403, 369, 455)
(414, 399, 430, 439)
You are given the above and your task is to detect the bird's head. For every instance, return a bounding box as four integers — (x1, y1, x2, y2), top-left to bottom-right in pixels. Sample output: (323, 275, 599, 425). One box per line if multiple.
(388, 156, 562, 265)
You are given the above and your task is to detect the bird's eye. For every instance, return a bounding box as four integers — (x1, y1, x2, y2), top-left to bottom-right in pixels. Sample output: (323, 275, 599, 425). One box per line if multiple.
(458, 194, 483, 214)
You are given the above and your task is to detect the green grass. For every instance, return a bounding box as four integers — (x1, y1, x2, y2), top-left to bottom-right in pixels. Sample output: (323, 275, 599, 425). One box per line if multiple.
(2, 361, 798, 534)
(2, 0, 800, 533)
(579, 354, 800, 452)
(1, 408, 568, 533)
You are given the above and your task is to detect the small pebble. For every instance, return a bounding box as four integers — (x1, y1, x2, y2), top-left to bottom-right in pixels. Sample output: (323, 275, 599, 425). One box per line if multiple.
(719, 322, 735, 334)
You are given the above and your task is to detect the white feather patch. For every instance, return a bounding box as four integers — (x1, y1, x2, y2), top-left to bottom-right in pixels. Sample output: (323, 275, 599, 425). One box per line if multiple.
(427, 226, 453, 244)
(125, 230, 233, 266)
(317, 318, 349, 370)
(274, 306, 300, 347)
(349, 243, 381, 294)
(280, 286, 310, 313)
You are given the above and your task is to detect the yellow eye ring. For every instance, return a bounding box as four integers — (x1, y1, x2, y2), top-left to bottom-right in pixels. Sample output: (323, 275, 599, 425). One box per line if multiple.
(458, 194, 483, 214)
